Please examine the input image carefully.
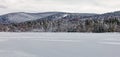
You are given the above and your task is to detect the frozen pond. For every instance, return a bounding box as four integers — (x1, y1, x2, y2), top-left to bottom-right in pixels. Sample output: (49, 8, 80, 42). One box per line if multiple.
(0, 32, 120, 57)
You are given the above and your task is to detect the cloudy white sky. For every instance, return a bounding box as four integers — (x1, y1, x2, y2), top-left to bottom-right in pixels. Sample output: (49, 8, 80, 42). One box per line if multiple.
(0, 0, 120, 14)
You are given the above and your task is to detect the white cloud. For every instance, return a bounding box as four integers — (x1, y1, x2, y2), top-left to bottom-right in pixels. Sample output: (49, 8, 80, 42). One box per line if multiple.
(0, 0, 120, 14)
(95, 0, 120, 6)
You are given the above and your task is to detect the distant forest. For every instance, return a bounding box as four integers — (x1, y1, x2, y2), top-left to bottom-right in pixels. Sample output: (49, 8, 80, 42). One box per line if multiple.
(0, 17, 119, 32)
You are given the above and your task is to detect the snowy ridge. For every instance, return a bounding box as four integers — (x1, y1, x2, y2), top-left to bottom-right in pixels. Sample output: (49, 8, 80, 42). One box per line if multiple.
(0, 12, 97, 23)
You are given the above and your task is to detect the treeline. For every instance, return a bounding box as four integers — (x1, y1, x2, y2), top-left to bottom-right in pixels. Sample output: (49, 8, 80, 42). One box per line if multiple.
(0, 18, 120, 32)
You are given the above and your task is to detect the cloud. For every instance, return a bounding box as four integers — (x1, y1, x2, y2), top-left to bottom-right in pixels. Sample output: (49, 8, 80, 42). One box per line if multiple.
(0, 0, 119, 14)
(0, 5, 7, 9)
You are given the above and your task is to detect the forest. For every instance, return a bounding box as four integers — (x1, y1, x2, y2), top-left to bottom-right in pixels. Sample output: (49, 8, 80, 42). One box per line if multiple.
(0, 17, 119, 32)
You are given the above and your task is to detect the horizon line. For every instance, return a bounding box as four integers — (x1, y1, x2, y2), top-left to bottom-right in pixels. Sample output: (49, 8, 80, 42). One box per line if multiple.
(0, 10, 119, 15)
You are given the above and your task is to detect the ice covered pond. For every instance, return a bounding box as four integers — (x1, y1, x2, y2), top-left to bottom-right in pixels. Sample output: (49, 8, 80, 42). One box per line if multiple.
(0, 32, 120, 57)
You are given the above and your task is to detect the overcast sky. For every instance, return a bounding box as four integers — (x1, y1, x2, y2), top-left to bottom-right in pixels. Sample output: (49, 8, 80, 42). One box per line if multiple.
(0, 0, 120, 14)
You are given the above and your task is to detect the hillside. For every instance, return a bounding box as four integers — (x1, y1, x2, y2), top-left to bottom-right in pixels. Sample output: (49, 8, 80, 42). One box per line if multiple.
(0, 11, 119, 32)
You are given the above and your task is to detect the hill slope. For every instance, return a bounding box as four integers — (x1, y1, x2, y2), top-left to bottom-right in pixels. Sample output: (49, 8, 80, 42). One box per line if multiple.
(0, 12, 97, 24)
(0, 11, 120, 32)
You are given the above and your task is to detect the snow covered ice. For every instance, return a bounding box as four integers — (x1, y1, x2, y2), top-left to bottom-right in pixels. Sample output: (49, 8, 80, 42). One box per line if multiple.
(0, 32, 120, 57)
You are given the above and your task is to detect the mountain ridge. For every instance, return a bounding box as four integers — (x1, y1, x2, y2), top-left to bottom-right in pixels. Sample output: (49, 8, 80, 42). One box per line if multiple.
(1, 11, 120, 24)
(0, 11, 119, 32)
(0, 12, 98, 24)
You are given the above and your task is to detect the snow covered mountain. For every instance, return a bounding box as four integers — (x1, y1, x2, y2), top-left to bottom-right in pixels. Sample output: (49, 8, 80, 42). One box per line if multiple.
(0, 11, 119, 32)
(0, 11, 120, 24)
(0, 12, 61, 23)
(0, 12, 97, 24)
(83, 11, 120, 20)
